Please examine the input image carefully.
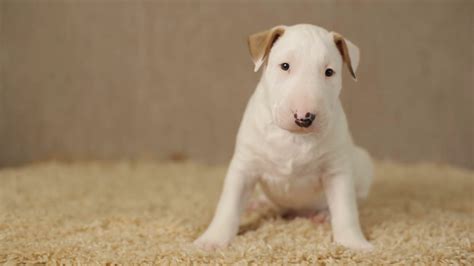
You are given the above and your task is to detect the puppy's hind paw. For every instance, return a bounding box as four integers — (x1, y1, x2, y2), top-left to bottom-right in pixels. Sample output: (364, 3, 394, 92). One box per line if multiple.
(309, 209, 330, 224)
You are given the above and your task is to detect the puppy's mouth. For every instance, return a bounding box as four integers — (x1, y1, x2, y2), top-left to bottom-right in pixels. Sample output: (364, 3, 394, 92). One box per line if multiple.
(279, 124, 317, 135)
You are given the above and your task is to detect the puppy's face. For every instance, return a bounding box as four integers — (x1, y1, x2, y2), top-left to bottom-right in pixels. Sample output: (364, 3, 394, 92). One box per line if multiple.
(249, 24, 359, 135)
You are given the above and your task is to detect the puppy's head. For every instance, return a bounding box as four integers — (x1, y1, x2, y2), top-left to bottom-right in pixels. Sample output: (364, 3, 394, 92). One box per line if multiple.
(248, 24, 359, 135)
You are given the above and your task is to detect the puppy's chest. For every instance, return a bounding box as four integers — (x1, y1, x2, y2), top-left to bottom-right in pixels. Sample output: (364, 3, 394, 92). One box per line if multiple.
(259, 131, 324, 177)
(259, 161, 327, 210)
(262, 153, 318, 178)
(257, 134, 329, 209)
(259, 149, 326, 186)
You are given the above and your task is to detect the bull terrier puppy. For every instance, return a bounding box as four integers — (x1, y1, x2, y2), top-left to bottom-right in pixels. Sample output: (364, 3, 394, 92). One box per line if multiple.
(194, 24, 374, 251)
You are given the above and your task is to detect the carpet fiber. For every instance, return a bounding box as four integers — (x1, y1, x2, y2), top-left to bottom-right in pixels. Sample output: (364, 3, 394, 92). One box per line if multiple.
(0, 160, 473, 264)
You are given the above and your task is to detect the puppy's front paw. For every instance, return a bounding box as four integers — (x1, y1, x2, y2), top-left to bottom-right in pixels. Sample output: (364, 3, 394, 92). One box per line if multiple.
(336, 238, 374, 251)
(193, 232, 231, 251)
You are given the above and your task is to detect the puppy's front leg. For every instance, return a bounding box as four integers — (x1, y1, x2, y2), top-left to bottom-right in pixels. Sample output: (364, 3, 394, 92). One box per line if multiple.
(194, 157, 256, 250)
(323, 170, 373, 251)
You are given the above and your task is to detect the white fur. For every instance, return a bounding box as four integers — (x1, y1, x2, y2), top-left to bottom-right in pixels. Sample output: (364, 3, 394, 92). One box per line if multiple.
(194, 24, 373, 251)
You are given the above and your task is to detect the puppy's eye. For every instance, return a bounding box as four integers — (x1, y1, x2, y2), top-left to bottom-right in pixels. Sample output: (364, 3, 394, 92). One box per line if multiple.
(280, 63, 290, 71)
(325, 68, 334, 77)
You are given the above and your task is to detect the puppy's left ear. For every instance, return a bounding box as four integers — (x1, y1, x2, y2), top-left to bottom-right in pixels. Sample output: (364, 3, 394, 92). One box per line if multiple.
(248, 26, 286, 72)
(331, 32, 360, 80)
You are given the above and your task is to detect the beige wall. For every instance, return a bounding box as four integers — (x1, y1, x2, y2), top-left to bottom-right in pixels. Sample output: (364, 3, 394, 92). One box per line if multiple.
(1, 0, 473, 168)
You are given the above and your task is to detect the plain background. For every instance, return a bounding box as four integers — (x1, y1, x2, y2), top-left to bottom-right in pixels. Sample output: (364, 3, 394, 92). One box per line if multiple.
(1, 0, 473, 169)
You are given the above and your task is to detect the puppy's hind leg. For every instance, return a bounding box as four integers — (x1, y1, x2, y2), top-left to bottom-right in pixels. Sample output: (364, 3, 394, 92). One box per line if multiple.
(352, 146, 374, 199)
(245, 186, 275, 212)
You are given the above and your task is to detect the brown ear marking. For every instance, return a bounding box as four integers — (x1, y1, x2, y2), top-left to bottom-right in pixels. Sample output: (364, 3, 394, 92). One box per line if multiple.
(333, 32, 357, 79)
(248, 27, 285, 70)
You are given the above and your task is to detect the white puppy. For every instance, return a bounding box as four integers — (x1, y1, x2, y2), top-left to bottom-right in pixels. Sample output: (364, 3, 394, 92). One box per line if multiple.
(195, 24, 373, 251)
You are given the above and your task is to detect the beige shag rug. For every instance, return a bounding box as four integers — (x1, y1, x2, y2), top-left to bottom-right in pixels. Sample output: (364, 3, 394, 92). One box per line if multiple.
(0, 160, 473, 264)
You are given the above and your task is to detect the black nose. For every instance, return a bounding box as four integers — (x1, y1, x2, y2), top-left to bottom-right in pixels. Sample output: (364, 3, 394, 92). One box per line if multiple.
(294, 112, 316, 128)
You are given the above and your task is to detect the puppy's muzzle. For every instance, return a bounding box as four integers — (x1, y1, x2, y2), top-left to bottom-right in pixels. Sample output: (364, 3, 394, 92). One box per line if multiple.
(294, 112, 316, 128)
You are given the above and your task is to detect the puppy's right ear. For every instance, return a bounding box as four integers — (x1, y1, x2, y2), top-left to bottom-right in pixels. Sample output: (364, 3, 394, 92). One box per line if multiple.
(248, 26, 286, 72)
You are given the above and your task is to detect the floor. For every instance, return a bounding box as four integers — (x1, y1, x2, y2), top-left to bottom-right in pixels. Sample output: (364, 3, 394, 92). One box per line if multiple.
(0, 160, 472, 264)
